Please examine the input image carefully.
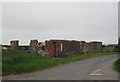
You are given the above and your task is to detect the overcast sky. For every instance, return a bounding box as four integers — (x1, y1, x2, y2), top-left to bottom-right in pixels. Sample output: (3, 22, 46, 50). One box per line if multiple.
(2, 2, 118, 45)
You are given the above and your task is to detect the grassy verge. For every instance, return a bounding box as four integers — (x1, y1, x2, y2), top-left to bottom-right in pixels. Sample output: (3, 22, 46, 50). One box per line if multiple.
(114, 58, 120, 72)
(2, 49, 118, 76)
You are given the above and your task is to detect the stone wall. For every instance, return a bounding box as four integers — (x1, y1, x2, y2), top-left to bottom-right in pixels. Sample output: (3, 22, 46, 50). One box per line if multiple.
(89, 42, 102, 52)
(80, 41, 102, 53)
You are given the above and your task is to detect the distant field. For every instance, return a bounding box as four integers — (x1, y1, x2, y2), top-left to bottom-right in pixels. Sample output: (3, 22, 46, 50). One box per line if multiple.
(2, 49, 118, 76)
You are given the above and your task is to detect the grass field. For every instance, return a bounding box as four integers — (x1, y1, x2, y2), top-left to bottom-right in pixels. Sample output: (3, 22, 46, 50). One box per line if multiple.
(114, 58, 120, 72)
(2, 49, 118, 76)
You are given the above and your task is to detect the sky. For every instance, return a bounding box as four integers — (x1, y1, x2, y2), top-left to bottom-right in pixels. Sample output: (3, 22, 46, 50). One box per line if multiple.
(1, 1, 118, 45)
(118, 2, 120, 38)
(0, 1, 2, 45)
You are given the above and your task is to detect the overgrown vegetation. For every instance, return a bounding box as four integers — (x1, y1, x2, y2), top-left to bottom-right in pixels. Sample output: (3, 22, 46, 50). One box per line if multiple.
(2, 49, 117, 76)
(114, 58, 120, 72)
(118, 37, 120, 52)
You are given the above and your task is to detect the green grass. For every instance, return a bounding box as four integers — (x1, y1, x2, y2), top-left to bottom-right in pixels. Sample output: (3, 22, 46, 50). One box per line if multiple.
(2, 50, 56, 76)
(114, 58, 120, 72)
(2, 49, 118, 76)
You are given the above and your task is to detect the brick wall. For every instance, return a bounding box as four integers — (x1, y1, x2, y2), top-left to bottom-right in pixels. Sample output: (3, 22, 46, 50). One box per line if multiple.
(30, 40, 38, 52)
(10, 40, 19, 50)
(45, 40, 80, 57)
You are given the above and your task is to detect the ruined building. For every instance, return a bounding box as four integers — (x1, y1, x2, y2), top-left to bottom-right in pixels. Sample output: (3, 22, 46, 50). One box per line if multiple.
(38, 42, 45, 51)
(9, 39, 103, 57)
(30, 40, 38, 52)
(80, 41, 91, 53)
(45, 40, 80, 57)
(45, 40, 102, 57)
(10, 40, 19, 50)
(89, 41, 102, 52)
(30, 39, 45, 52)
(79, 41, 102, 53)
(37, 42, 45, 55)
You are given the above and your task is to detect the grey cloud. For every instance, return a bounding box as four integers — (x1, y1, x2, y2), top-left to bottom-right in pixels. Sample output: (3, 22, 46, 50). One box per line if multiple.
(2, 2, 118, 45)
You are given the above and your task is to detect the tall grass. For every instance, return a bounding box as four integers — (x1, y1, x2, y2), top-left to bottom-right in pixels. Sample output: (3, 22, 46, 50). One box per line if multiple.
(114, 58, 120, 72)
(2, 49, 117, 76)
(2, 50, 57, 76)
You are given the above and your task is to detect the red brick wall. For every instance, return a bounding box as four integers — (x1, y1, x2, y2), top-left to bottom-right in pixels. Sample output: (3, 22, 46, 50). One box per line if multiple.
(10, 40, 19, 50)
(45, 40, 80, 57)
(30, 40, 38, 52)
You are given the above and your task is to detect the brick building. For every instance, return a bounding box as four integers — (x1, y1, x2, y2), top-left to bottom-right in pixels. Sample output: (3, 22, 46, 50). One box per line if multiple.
(37, 42, 46, 55)
(80, 41, 102, 53)
(38, 42, 45, 51)
(10, 40, 19, 50)
(84, 42, 91, 53)
(79, 41, 90, 53)
(30, 40, 46, 53)
(30, 40, 38, 52)
(9, 39, 102, 57)
(45, 40, 80, 57)
(89, 41, 102, 52)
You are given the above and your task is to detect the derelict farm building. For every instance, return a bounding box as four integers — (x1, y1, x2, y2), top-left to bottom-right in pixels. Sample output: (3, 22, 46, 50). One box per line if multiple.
(45, 40, 80, 57)
(7, 39, 103, 57)
(45, 39, 102, 57)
